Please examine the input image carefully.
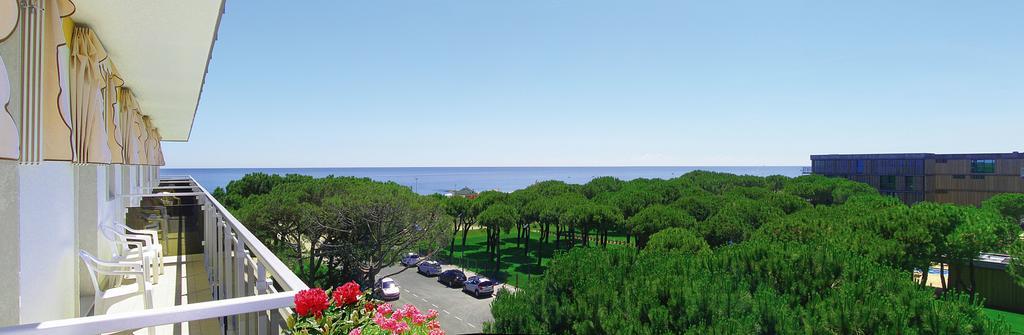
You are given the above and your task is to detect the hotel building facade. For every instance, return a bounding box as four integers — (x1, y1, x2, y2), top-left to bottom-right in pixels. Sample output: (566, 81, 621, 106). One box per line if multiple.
(0, 1, 308, 334)
(810, 152, 1024, 205)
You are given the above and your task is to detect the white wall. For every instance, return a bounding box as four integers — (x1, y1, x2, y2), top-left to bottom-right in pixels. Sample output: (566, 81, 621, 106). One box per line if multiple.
(75, 165, 121, 304)
(0, 161, 156, 324)
(0, 160, 20, 326)
(18, 162, 77, 323)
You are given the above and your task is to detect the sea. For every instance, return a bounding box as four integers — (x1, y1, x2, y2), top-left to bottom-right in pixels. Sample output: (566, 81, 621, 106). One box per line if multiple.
(160, 166, 804, 195)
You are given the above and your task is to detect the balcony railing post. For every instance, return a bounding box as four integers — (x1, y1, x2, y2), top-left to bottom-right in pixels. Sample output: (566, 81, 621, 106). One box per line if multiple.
(256, 262, 269, 335)
(245, 252, 258, 333)
(203, 203, 213, 277)
(215, 215, 224, 300)
(235, 237, 248, 335)
(222, 225, 236, 333)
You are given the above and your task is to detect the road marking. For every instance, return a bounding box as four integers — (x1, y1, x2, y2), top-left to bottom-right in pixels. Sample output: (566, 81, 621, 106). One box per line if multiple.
(412, 293, 419, 297)
(467, 323, 477, 328)
(454, 316, 463, 321)
(403, 289, 408, 293)
(443, 310, 450, 315)
(431, 304, 439, 308)
(421, 298, 428, 302)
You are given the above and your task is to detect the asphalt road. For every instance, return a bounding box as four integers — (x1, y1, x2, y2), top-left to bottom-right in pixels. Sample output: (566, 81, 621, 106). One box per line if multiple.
(377, 263, 503, 334)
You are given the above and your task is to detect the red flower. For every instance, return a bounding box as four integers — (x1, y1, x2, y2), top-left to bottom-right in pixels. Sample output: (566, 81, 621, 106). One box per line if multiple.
(334, 281, 361, 306)
(365, 302, 376, 312)
(294, 288, 329, 318)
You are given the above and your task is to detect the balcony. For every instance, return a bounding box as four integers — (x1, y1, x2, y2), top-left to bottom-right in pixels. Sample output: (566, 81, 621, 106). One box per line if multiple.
(0, 176, 308, 335)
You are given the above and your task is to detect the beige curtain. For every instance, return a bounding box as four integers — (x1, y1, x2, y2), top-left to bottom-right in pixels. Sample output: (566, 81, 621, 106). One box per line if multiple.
(42, 0, 75, 161)
(118, 89, 143, 164)
(104, 69, 125, 164)
(145, 123, 164, 166)
(70, 26, 112, 164)
(0, 0, 18, 160)
(137, 116, 150, 165)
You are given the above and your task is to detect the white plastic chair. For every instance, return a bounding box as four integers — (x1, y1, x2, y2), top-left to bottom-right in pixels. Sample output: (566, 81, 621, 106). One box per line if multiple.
(101, 224, 162, 284)
(79, 250, 153, 312)
(137, 206, 170, 248)
(80, 250, 154, 335)
(115, 222, 165, 276)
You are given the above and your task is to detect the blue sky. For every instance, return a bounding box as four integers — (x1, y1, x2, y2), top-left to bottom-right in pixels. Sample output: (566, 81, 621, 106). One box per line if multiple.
(163, 0, 1024, 168)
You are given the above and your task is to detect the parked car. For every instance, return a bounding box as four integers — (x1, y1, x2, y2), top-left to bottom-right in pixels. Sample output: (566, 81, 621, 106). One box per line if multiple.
(400, 253, 420, 267)
(438, 269, 467, 287)
(463, 276, 495, 298)
(375, 277, 400, 300)
(417, 260, 442, 276)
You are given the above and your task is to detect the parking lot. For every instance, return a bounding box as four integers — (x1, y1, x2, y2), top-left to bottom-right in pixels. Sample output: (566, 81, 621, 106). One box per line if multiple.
(377, 262, 511, 334)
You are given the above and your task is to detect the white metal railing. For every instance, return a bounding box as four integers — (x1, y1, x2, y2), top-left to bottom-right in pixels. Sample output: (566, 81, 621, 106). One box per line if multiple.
(0, 176, 308, 335)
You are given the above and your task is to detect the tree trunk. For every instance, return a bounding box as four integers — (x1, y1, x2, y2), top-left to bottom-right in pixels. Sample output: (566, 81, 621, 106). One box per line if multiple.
(494, 231, 501, 278)
(516, 225, 522, 248)
(554, 225, 561, 250)
(486, 227, 493, 257)
(461, 226, 470, 257)
(450, 219, 459, 259)
(525, 224, 531, 256)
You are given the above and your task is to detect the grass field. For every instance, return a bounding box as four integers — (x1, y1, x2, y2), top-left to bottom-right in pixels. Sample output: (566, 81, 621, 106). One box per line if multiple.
(442, 227, 633, 288)
(985, 308, 1024, 334)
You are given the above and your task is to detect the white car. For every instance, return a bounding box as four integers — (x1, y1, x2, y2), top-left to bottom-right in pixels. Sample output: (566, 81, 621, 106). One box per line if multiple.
(417, 260, 442, 276)
(462, 276, 495, 298)
(400, 253, 420, 267)
(375, 277, 400, 300)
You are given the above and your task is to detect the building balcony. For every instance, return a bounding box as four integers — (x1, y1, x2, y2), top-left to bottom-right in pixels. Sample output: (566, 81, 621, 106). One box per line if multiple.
(0, 176, 307, 335)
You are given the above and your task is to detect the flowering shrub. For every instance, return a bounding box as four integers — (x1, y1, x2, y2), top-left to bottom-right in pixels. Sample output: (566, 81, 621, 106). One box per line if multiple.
(285, 282, 445, 335)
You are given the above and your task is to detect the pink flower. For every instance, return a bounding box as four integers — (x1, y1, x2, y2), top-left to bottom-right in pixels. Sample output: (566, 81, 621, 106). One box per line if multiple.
(376, 303, 393, 316)
(394, 322, 410, 334)
(429, 329, 445, 335)
(412, 313, 428, 325)
(398, 304, 419, 319)
(426, 309, 439, 320)
(348, 328, 362, 335)
(428, 320, 441, 331)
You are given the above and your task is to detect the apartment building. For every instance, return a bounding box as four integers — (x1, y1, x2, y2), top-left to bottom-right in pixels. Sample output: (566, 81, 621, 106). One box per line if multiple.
(810, 152, 1024, 205)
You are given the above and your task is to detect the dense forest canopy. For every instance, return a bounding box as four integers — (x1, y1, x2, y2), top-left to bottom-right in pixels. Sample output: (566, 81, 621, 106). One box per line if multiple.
(213, 171, 1024, 334)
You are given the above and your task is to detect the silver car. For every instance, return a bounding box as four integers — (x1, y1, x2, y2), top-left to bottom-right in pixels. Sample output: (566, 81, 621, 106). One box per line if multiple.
(417, 260, 442, 276)
(462, 275, 495, 298)
(375, 277, 400, 300)
(400, 253, 420, 267)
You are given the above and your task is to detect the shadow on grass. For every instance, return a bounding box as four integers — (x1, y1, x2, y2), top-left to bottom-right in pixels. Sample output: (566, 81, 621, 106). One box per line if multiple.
(444, 230, 567, 285)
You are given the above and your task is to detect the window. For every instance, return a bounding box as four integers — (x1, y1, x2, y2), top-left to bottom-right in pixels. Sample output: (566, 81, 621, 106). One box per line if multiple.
(856, 160, 865, 174)
(936, 159, 948, 163)
(953, 175, 965, 180)
(970, 159, 996, 173)
(905, 176, 914, 191)
(880, 175, 897, 190)
(971, 175, 985, 180)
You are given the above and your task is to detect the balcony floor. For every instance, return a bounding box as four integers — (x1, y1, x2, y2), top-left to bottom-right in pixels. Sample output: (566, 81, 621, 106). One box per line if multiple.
(90, 254, 220, 335)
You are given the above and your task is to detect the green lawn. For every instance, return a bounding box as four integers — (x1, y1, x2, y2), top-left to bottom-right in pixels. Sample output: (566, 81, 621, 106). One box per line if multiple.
(442, 227, 632, 288)
(985, 308, 1024, 334)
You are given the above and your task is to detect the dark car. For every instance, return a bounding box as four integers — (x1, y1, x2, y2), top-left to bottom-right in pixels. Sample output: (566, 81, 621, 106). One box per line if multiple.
(438, 269, 467, 287)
